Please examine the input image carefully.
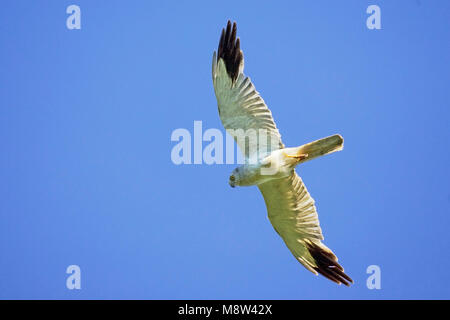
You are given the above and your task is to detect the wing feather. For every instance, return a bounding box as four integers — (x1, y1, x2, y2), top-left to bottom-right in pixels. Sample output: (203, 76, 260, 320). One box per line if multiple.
(258, 173, 353, 286)
(212, 21, 284, 160)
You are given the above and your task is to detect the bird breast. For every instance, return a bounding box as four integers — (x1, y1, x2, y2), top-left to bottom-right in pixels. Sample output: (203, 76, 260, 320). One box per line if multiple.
(235, 152, 293, 186)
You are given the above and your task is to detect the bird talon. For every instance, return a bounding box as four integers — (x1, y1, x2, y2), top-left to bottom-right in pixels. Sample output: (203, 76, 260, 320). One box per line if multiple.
(284, 152, 309, 160)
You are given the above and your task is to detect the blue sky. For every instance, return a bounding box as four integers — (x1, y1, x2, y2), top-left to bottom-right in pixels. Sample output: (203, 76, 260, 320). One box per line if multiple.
(0, 0, 449, 299)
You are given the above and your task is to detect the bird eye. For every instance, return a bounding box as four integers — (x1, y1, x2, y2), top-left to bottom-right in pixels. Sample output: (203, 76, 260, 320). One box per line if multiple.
(230, 175, 235, 181)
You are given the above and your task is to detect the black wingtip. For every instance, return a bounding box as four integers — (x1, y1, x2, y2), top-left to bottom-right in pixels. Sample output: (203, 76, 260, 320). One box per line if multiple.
(306, 241, 353, 286)
(217, 20, 243, 82)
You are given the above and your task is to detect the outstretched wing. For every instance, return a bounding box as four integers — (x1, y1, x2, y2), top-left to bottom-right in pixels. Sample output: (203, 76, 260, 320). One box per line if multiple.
(212, 21, 284, 160)
(258, 173, 353, 286)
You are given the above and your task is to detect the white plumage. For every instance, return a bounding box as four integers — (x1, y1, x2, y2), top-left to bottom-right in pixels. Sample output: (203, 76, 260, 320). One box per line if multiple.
(212, 21, 352, 286)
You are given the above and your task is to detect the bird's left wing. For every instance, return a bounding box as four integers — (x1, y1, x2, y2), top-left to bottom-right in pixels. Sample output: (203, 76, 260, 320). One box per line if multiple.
(212, 21, 284, 160)
(258, 173, 353, 286)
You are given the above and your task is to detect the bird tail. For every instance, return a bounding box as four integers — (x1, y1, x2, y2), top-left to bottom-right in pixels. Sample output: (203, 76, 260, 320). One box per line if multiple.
(292, 134, 344, 165)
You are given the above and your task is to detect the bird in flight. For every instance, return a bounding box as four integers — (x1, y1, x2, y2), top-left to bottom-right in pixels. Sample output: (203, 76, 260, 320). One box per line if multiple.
(212, 21, 353, 286)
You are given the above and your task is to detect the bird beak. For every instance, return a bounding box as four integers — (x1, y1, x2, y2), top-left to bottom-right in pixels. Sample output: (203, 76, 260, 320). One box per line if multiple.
(229, 181, 235, 188)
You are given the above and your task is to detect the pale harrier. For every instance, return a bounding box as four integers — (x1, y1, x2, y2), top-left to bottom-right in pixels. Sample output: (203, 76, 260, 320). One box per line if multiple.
(212, 21, 353, 286)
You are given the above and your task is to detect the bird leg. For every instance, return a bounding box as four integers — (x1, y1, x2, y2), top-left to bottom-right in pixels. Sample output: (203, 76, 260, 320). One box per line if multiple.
(283, 152, 309, 161)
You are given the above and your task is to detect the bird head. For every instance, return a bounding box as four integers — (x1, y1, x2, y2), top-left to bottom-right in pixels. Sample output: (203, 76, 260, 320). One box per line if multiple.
(228, 167, 240, 188)
(229, 174, 236, 188)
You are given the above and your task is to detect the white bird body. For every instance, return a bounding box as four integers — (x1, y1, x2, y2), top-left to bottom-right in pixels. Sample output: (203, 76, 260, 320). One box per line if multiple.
(212, 21, 353, 286)
(229, 135, 344, 188)
(229, 150, 292, 187)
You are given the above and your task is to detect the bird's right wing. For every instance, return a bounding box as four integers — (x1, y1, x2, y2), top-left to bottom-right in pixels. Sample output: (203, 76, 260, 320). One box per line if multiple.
(258, 172, 353, 286)
(212, 21, 284, 161)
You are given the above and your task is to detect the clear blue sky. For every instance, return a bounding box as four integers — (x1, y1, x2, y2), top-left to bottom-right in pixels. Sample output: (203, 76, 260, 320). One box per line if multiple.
(0, 0, 449, 299)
